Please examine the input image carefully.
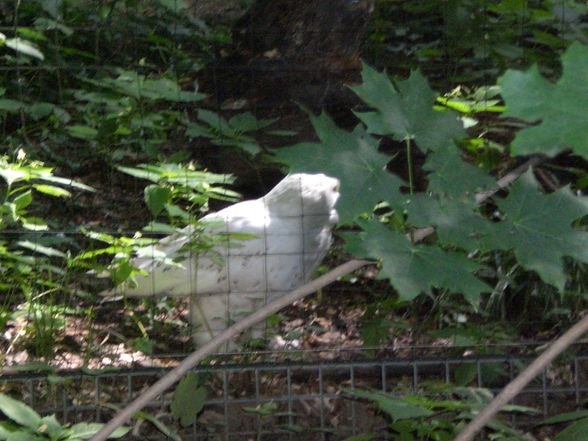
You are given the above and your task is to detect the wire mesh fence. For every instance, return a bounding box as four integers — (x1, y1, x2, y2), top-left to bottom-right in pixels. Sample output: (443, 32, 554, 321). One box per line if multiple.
(2, 352, 588, 439)
(1, 0, 587, 438)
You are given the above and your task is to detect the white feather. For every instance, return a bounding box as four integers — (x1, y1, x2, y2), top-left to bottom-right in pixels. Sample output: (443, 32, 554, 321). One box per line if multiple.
(117, 173, 340, 347)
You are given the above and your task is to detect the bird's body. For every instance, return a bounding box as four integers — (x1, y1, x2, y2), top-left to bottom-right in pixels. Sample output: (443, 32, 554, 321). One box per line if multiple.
(120, 173, 340, 348)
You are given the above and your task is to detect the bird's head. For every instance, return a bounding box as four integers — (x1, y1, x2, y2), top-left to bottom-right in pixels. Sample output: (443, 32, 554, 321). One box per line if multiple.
(263, 173, 340, 223)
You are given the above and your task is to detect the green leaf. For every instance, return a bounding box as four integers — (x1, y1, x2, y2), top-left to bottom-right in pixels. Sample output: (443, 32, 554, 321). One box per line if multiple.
(480, 170, 588, 291)
(542, 410, 588, 425)
(110, 259, 134, 285)
(85, 71, 205, 102)
(27, 102, 55, 120)
(134, 411, 182, 441)
(16, 241, 66, 258)
(69, 422, 130, 439)
(0, 394, 41, 430)
(13, 190, 32, 211)
(144, 185, 171, 217)
(350, 63, 465, 151)
(28, 172, 94, 192)
(348, 389, 433, 421)
(242, 401, 279, 416)
(498, 42, 588, 158)
(66, 125, 98, 140)
(423, 146, 495, 199)
(171, 372, 207, 427)
(21, 217, 48, 231)
(554, 417, 588, 441)
(229, 112, 277, 132)
(5, 431, 46, 441)
(0, 99, 24, 113)
(407, 195, 491, 252)
(274, 111, 404, 223)
(37, 415, 62, 438)
(343, 220, 489, 303)
(0, 168, 26, 185)
(4, 38, 44, 60)
(33, 184, 71, 197)
(0, 422, 11, 440)
(129, 337, 154, 354)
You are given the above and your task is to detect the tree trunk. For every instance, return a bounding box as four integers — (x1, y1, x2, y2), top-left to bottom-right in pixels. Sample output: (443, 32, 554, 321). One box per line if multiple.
(209, 0, 375, 112)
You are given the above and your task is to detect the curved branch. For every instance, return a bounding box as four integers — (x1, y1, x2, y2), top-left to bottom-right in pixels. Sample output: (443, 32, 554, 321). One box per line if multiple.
(455, 312, 588, 441)
(90, 259, 372, 441)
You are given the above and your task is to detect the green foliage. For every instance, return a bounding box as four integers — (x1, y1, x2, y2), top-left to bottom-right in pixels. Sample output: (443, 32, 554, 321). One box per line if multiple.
(171, 372, 207, 427)
(351, 64, 466, 150)
(77, 162, 239, 293)
(540, 410, 588, 441)
(0, 33, 45, 60)
(421, 146, 495, 199)
(275, 111, 404, 223)
(0, 393, 129, 440)
(366, 0, 588, 86)
(242, 400, 297, 440)
(187, 110, 278, 155)
(478, 171, 588, 291)
(349, 389, 434, 421)
(117, 162, 238, 224)
(343, 220, 489, 303)
(0, 150, 92, 356)
(276, 58, 588, 311)
(65, 69, 205, 160)
(0, 0, 227, 164)
(0, 150, 92, 231)
(347, 386, 536, 440)
(499, 42, 588, 158)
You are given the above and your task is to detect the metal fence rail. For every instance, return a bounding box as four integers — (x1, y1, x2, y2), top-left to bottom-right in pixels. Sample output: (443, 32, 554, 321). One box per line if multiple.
(2, 353, 587, 440)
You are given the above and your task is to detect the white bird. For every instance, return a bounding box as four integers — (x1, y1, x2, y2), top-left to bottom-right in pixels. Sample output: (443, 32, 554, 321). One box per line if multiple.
(117, 173, 340, 349)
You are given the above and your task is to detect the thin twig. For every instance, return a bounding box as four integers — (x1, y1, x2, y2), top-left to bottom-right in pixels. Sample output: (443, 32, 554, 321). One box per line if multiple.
(474, 155, 544, 204)
(90, 259, 372, 441)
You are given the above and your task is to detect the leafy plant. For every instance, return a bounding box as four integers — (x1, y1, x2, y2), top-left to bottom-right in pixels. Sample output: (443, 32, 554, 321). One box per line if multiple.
(171, 372, 208, 427)
(187, 109, 278, 155)
(0, 150, 92, 356)
(0, 392, 129, 440)
(64, 69, 205, 161)
(0, 32, 45, 61)
(75, 162, 239, 292)
(117, 162, 239, 224)
(366, 0, 588, 86)
(539, 410, 588, 441)
(346, 386, 537, 440)
(0, 0, 225, 166)
(499, 41, 588, 157)
(274, 46, 588, 343)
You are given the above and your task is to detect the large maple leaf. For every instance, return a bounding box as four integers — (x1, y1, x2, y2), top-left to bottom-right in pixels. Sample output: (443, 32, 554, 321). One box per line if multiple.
(343, 220, 489, 303)
(498, 41, 588, 158)
(274, 111, 404, 223)
(407, 146, 496, 252)
(423, 146, 495, 199)
(479, 170, 588, 290)
(350, 63, 466, 151)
